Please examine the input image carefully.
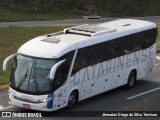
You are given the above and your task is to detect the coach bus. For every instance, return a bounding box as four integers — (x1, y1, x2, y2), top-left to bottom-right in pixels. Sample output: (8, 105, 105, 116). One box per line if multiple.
(3, 19, 157, 111)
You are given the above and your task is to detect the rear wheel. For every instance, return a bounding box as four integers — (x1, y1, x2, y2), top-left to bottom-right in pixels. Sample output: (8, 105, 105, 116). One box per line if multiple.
(126, 71, 136, 89)
(67, 91, 77, 109)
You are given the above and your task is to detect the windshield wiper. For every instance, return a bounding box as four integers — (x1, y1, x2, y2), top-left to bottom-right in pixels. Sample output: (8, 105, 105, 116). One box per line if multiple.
(17, 69, 28, 88)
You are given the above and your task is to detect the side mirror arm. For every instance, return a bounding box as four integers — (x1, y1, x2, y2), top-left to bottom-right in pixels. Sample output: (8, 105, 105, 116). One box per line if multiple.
(50, 59, 66, 80)
(3, 54, 16, 71)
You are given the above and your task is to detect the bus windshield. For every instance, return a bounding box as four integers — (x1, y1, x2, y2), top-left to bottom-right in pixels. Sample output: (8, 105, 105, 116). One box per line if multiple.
(10, 55, 57, 94)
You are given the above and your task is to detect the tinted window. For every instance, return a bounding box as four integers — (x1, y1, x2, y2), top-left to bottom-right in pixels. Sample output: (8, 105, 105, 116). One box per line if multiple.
(132, 32, 145, 51)
(72, 47, 90, 75)
(71, 29, 157, 75)
(104, 40, 118, 60)
(118, 36, 132, 55)
(90, 43, 104, 65)
(144, 29, 157, 48)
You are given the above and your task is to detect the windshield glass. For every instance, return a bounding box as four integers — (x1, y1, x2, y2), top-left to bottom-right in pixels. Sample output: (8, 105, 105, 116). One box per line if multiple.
(10, 55, 57, 94)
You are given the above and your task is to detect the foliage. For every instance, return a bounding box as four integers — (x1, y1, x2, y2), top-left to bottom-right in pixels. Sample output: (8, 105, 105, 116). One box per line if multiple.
(0, 0, 160, 20)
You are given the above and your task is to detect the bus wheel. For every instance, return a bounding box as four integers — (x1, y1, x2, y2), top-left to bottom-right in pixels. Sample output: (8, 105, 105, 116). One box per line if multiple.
(67, 91, 77, 109)
(126, 71, 136, 89)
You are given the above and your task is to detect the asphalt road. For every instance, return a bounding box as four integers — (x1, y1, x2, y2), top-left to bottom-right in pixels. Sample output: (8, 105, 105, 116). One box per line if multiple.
(0, 16, 160, 26)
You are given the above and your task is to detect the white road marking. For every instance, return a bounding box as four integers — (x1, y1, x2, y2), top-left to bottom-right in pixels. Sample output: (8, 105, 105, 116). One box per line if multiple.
(127, 87, 160, 100)
(0, 105, 4, 110)
(0, 105, 13, 111)
(156, 56, 160, 60)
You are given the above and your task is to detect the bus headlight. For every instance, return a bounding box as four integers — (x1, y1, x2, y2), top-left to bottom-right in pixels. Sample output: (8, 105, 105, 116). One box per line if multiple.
(43, 99, 48, 103)
(40, 97, 53, 103)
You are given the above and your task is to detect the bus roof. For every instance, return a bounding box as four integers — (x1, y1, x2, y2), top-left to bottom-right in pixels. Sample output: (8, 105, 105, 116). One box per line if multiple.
(18, 19, 156, 58)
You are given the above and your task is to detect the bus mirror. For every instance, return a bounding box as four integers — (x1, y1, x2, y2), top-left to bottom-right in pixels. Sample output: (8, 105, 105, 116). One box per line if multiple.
(50, 59, 66, 80)
(3, 54, 16, 71)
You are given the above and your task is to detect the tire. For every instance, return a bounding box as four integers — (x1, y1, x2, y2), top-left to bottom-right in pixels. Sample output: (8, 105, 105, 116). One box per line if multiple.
(126, 71, 136, 89)
(67, 91, 77, 109)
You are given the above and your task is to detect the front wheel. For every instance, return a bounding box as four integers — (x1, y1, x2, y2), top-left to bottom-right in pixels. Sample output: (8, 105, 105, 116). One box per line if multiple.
(67, 91, 77, 109)
(126, 71, 136, 89)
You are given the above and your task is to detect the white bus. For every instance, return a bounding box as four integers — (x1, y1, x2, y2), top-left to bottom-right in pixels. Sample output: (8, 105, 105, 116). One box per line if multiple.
(3, 19, 157, 111)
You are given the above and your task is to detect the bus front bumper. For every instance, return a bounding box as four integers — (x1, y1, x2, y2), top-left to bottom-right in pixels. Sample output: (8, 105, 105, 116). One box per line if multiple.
(9, 95, 53, 112)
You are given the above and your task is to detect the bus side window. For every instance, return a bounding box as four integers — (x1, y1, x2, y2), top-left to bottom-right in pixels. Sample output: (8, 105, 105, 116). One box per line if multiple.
(132, 32, 145, 51)
(118, 36, 132, 56)
(144, 29, 157, 48)
(104, 40, 118, 60)
(90, 43, 103, 65)
(72, 47, 90, 75)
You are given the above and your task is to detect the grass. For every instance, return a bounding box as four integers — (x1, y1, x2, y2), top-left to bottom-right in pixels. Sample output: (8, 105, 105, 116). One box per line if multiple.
(0, 71, 10, 85)
(0, 22, 160, 86)
(156, 22, 160, 48)
(0, 8, 81, 21)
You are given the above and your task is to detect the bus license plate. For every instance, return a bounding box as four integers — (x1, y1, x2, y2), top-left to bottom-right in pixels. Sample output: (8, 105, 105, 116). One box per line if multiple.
(23, 104, 30, 108)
